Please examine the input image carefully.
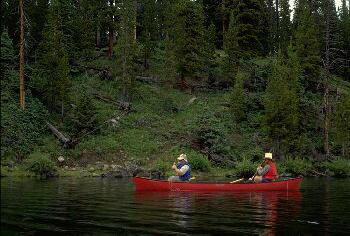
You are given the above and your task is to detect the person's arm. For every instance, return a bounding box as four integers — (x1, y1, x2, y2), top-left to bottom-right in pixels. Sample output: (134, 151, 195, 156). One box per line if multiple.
(175, 165, 189, 176)
(257, 165, 270, 176)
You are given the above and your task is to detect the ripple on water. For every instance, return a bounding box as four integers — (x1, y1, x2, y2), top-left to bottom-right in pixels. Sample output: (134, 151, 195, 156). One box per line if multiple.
(1, 177, 350, 234)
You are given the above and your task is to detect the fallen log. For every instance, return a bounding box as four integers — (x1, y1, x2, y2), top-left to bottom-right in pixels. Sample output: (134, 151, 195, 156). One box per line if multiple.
(93, 93, 131, 113)
(136, 76, 154, 83)
(46, 122, 76, 148)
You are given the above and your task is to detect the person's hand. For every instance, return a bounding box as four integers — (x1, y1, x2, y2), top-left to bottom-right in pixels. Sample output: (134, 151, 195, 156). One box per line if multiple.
(171, 163, 176, 170)
(257, 165, 262, 171)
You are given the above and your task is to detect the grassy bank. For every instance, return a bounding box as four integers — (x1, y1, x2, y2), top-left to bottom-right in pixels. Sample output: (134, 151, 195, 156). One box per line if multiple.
(2, 57, 349, 179)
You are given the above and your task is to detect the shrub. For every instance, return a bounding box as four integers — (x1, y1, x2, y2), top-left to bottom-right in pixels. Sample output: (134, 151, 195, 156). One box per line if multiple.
(1, 95, 49, 159)
(318, 159, 350, 177)
(189, 108, 229, 156)
(234, 158, 256, 178)
(187, 151, 211, 172)
(24, 152, 56, 177)
(282, 157, 312, 176)
(65, 91, 98, 137)
(153, 159, 170, 172)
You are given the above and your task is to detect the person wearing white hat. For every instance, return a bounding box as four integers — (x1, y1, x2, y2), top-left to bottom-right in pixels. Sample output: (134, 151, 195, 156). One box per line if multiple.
(168, 154, 192, 182)
(251, 153, 278, 183)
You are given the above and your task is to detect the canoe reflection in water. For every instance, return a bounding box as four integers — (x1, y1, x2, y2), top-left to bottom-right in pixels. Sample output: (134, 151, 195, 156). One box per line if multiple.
(133, 190, 301, 235)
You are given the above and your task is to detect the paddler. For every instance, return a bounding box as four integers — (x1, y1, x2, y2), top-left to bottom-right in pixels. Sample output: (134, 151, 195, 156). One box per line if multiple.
(168, 154, 192, 182)
(250, 153, 278, 183)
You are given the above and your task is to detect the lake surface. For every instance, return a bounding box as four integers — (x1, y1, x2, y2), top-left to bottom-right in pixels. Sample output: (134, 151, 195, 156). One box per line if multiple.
(1, 177, 350, 235)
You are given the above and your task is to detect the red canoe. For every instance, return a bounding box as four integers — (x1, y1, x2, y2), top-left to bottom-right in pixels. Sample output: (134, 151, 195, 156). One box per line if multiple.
(133, 177, 302, 192)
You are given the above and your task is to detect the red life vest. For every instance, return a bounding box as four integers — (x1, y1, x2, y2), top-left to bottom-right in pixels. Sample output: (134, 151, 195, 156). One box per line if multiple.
(264, 162, 278, 180)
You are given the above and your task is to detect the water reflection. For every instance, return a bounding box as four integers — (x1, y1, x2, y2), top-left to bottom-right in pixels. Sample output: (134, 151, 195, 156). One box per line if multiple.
(134, 190, 302, 235)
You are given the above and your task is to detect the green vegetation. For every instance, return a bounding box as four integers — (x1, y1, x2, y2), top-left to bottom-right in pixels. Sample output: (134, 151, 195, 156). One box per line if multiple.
(1, 0, 349, 179)
(24, 152, 56, 178)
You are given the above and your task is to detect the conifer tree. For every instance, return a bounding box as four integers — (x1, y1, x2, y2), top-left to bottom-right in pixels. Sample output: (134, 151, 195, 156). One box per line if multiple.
(264, 46, 300, 154)
(294, 2, 321, 90)
(231, 71, 246, 122)
(266, 0, 277, 53)
(173, 0, 205, 88)
(334, 93, 350, 158)
(232, 0, 266, 58)
(35, 0, 70, 112)
(279, 0, 291, 54)
(115, 0, 138, 101)
(224, 12, 240, 77)
(339, 0, 350, 79)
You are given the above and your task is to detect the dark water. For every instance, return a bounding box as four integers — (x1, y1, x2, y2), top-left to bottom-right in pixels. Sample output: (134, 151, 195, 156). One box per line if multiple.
(1, 178, 350, 235)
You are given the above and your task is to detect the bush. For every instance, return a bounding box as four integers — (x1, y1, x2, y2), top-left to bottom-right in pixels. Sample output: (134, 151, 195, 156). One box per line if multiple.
(234, 158, 256, 178)
(189, 107, 229, 156)
(1, 95, 49, 159)
(282, 157, 312, 176)
(65, 91, 98, 137)
(24, 152, 56, 177)
(318, 159, 350, 177)
(187, 151, 211, 172)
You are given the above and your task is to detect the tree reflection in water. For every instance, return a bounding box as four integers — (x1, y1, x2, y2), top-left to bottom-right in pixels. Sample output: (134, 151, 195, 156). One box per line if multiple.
(133, 190, 301, 234)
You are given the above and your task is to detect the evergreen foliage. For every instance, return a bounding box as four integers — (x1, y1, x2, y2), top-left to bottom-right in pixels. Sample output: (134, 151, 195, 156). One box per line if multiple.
(173, 0, 206, 86)
(1, 30, 49, 159)
(34, 0, 70, 111)
(334, 93, 350, 157)
(114, 0, 139, 101)
(190, 108, 229, 157)
(279, 0, 291, 53)
(264, 47, 301, 154)
(233, 0, 266, 58)
(1, 0, 349, 174)
(231, 71, 247, 122)
(224, 12, 240, 77)
(66, 92, 98, 138)
(294, 2, 321, 90)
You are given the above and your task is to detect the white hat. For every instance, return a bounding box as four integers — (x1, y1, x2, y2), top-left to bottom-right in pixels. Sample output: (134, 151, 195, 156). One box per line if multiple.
(177, 153, 187, 162)
(264, 153, 272, 160)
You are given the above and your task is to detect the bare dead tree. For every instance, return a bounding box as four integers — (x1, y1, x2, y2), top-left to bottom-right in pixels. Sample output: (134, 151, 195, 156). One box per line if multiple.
(19, 0, 25, 110)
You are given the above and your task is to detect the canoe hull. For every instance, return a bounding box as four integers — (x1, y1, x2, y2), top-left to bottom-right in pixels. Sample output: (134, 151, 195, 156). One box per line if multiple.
(133, 177, 302, 192)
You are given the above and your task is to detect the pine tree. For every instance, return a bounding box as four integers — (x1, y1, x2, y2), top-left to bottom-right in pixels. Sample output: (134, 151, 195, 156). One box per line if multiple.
(339, 0, 350, 80)
(115, 0, 138, 101)
(264, 46, 300, 154)
(294, 2, 321, 90)
(35, 0, 70, 112)
(266, 0, 277, 53)
(279, 0, 291, 54)
(173, 0, 206, 88)
(229, 0, 267, 59)
(231, 70, 246, 122)
(224, 12, 240, 77)
(334, 92, 350, 158)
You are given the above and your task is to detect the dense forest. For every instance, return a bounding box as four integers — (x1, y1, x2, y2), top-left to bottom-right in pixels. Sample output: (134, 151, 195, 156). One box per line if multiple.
(1, 0, 350, 178)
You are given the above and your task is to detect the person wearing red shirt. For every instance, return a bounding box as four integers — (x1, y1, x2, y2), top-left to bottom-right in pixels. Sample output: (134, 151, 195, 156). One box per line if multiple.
(251, 153, 278, 183)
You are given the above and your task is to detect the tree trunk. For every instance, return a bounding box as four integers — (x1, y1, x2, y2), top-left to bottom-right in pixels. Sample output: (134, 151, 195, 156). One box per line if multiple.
(323, 0, 331, 158)
(108, 27, 113, 60)
(96, 25, 101, 47)
(46, 122, 70, 144)
(133, 0, 137, 41)
(275, 0, 279, 48)
(19, 0, 25, 110)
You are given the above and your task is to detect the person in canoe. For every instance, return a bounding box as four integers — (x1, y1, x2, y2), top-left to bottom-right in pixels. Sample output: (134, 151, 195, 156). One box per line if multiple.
(250, 153, 278, 183)
(168, 154, 192, 182)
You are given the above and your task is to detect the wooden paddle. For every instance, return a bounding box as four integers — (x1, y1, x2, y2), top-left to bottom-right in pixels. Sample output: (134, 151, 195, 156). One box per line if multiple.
(230, 162, 263, 184)
(229, 178, 244, 184)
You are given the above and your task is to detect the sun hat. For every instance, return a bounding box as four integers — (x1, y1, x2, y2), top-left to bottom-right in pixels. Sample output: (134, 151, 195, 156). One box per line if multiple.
(177, 153, 187, 162)
(264, 153, 272, 160)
